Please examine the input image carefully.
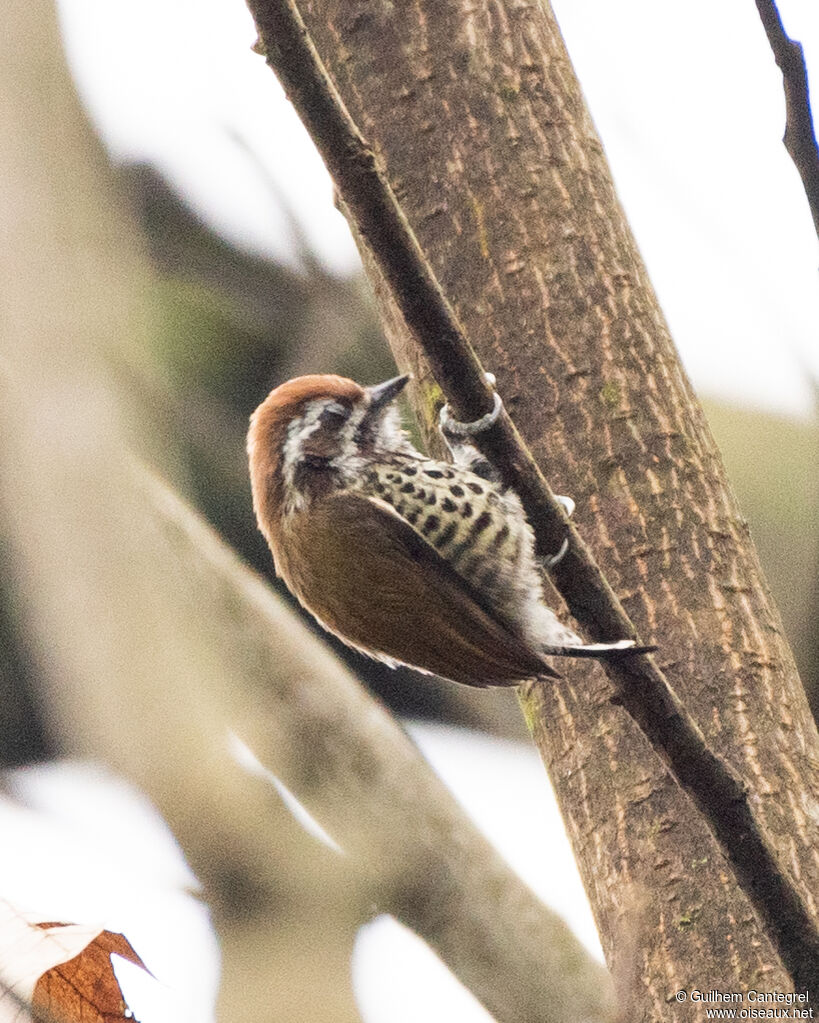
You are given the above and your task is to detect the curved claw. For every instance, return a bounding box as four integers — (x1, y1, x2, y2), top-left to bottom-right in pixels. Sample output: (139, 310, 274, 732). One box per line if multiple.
(541, 495, 575, 569)
(556, 494, 575, 518)
(439, 372, 503, 436)
(542, 537, 569, 569)
(439, 390, 503, 437)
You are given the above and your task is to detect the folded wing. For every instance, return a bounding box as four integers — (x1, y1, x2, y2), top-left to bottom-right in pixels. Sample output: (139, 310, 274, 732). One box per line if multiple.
(284, 491, 558, 686)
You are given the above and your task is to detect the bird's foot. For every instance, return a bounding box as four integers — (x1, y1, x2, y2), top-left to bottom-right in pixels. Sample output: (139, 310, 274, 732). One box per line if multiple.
(555, 494, 575, 518)
(438, 373, 503, 437)
(541, 495, 575, 569)
(439, 375, 576, 569)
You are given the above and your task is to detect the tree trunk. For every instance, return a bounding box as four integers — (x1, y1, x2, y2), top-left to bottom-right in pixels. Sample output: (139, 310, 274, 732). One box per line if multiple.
(297, 0, 819, 1005)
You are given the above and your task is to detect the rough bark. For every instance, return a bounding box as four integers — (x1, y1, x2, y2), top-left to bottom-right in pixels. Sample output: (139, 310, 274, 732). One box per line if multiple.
(288, 0, 819, 1007)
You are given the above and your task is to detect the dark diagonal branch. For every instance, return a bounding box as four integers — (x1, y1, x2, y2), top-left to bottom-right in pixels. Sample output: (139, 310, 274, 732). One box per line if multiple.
(244, 0, 819, 989)
(755, 0, 819, 239)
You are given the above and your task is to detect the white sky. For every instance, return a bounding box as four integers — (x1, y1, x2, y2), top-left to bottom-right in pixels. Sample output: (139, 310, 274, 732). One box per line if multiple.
(54, 0, 819, 416)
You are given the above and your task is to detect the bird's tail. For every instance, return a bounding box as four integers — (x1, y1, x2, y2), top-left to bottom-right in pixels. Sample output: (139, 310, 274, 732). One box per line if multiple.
(544, 638, 656, 659)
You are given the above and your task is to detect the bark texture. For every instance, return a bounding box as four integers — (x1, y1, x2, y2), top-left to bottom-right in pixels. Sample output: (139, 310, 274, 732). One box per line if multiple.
(295, 0, 819, 1006)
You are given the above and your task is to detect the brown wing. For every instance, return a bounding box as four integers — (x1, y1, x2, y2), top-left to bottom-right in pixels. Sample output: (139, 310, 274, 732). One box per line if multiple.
(282, 491, 557, 686)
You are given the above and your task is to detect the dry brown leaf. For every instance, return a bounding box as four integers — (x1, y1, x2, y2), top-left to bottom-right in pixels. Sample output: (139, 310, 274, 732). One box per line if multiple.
(32, 924, 147, 1023)
(0, 901, 147, 1023)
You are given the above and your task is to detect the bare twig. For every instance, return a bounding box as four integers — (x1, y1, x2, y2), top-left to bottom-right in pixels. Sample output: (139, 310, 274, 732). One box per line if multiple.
(755, 0, 819, 239)
(244, 0, 819, 989)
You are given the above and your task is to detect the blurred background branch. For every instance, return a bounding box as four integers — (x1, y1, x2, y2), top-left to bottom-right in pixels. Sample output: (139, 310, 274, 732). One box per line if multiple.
(755, 0, 819, 237)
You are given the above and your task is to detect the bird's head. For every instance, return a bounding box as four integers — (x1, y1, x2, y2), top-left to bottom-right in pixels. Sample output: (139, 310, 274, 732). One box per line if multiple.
(248, 373, 411, 531)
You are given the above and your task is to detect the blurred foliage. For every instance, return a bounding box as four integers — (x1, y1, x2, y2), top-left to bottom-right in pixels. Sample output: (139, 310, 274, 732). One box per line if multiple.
(0, 556, 54, 766)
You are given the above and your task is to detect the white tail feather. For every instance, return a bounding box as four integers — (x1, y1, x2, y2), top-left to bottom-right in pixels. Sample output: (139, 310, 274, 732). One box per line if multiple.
(544, 638, 656, 659)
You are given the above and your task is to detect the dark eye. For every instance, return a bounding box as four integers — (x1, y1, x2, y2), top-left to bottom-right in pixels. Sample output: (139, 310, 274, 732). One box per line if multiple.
(319, 402, 350, 428)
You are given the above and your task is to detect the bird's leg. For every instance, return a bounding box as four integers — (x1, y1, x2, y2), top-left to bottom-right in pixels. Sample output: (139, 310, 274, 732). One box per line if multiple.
(439, 376, 504, 480)
(438, 374, 575, 568)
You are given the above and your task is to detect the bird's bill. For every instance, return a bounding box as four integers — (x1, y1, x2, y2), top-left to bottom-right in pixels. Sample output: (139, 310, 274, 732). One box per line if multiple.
(366, 374, 410, 412)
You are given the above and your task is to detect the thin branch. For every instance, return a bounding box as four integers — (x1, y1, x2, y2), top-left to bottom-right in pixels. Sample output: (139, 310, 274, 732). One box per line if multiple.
(755, 0, 819, 240)
(244, 0, 819, 990)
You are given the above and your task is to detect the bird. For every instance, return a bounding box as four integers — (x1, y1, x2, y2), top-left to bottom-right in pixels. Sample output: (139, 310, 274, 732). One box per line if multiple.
(247, 372, 654, 687)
